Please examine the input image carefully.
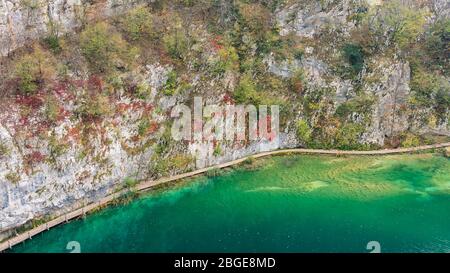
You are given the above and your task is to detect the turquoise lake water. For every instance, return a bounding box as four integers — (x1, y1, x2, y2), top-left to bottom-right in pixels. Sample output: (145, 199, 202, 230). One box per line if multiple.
(9, 153, 450, 253)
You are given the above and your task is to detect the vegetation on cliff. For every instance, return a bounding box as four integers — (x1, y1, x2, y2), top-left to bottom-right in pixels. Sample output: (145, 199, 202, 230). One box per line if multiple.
(0, 0, 448, 194)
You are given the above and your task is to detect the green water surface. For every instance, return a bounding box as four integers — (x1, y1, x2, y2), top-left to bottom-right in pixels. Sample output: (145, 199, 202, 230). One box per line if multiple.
(9, 153, 450, 253)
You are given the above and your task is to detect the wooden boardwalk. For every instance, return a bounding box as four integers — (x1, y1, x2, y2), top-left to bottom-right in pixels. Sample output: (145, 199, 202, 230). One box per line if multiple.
(1, 142, 449, 252)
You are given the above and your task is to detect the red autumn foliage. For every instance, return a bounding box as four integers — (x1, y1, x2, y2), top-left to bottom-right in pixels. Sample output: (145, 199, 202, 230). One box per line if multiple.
(25, 151, 46, 165)
(57, 107, 71, 122)
(67, 126, 81, 141)
(73, 79, 85, 89)
(147, 121, 159, 134)
(223, 93, 234, 104)
(292, 79, 304, 94)
(116, 102, 131, 114)
(210, 36, 223, 52)
(15, 94, 44, 109)
(115, 101, 153, 115)
(87, 75, 104, 93)
(52, 80, 76, 101)
(131, 135, 141, 142)
(18, 116, 30, 127)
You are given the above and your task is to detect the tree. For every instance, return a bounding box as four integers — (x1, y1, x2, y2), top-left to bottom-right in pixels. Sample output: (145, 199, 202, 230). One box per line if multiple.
(80, 22, 136, 73)
(401, 133, 420, 148)
(76, 93, 112, 121)
(342, 43, 364, 75)
(238, 2, 271, 38)
(13, 45, 56, 95)
(366, 1, 429, 50)
(426, 19, 450, 71)
(119, 6, 154, 41)
(213, 45, 239, 75)
(290, 69, 306, 94)
(295, 119, 312, 144)
(410, 68, 450, 123)
(335, 123, 364, 150)
(233, 74, 260, 104)
(162, 15, 189, 61)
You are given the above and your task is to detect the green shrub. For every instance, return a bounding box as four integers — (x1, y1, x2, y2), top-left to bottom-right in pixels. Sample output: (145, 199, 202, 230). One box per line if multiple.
(213, 145, 222, 156)
(348, 6, 368, 25)
(238, 3, 271, 38)
(120, 6, 153, 41)
(295, 119, 312, 144)
(161, 71, 189, 96)
(433, 81, 450, 122)
(334, 123, 364, 150)
(151, 154, 193, 177)
(411, 68, 450, 121)
(43, 35, 62, 53)
(212, 46, 239, 75)
(342, 43, 364, 75)
(155, 127, 172, 155)
(0, 142, 9, 157)
(5, 172, 20, 184)
(206, 167, 222, 177)
(106, 75, 124, 91)
(135, 83, 151, 99)
(410, 68, 437, 104)
(401, 133, 420, 148)
(138, 119, 150, 136)
(243, 156, 254, 165)
(335, 96, 374, 120)
(14, 57, 38, 94)
(43, 19, 62, 53)
(80, 22, 136, 73)
(163, 70, 178, 95)
(20, 0, 41, 10)
(44, 95, 60, 122)
(425, 19, 450, 71)
(162, 27, 188, 60)
(123, 177, 138, 188)
(150, 156, 170, 176)
(366, 1, 428, 49)
(170, 154, 193, 170)
(48, 136, 68, 162)
(13, 46, 56, 95)
(293, 48, 304, 61)
(76, 93, 112, 121)
(233, 74, 260, 104)
(290, 69, 306, 94)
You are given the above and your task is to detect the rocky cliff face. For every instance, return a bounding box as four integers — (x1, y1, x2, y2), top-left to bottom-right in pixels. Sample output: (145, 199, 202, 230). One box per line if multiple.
(0, 60, 298, 233)
(0, 0, 448, 238)
(0, 0, 146, 56)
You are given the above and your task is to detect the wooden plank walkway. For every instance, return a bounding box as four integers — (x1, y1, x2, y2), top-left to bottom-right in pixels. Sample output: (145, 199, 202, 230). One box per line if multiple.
(1, 142, 449, 252)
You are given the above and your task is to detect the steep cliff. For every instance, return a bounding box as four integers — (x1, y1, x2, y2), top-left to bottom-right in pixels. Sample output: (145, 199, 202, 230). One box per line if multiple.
(0, 0, 149, 56)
